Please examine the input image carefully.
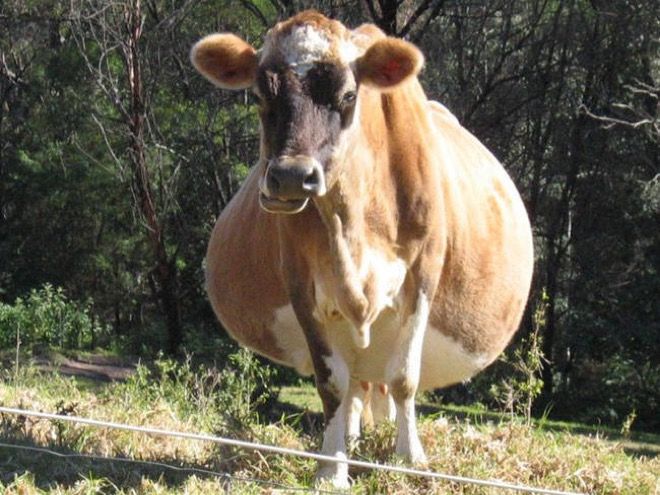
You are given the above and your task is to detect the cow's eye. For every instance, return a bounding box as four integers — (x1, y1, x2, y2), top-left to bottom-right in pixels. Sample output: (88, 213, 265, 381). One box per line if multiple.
(342, 91, 357, 105)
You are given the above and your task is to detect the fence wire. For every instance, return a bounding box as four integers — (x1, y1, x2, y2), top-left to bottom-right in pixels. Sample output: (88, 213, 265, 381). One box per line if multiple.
(0, 406, 585, 495)
(0, 441, 343, 494)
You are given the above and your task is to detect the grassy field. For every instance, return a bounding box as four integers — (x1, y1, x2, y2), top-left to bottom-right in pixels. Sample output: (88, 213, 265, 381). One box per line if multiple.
(0, 353, 658, 494)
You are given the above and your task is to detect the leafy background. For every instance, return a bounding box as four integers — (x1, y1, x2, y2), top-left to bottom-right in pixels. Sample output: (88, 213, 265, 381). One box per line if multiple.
(0, 0, 658, 433)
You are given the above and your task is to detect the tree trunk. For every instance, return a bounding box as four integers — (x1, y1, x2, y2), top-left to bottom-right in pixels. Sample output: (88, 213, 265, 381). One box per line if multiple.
(123, 0, 182, 353)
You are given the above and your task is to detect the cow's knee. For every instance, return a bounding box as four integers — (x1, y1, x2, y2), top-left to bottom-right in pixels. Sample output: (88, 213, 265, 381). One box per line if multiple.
(390, 375, 417, 404)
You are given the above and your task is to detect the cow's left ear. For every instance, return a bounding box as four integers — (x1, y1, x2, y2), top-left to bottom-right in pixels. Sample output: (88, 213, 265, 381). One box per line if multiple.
(356, 38, 424, 89)
(191, 33, 257, 90)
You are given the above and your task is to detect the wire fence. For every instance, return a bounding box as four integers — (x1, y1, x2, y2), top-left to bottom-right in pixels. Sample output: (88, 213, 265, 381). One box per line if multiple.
(0, 406, 585, 495)
(0, 441, 343, 494)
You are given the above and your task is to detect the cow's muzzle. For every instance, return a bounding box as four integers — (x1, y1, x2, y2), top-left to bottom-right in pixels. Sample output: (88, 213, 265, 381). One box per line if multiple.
(259, 156, 326, 214)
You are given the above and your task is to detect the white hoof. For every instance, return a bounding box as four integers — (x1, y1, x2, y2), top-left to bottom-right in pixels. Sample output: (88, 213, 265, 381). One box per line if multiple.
(396, 438, 427, 466)
(315, 465, 350, 490)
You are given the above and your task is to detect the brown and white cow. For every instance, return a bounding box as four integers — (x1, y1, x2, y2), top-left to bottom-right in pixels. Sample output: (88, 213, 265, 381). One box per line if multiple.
(192, 11, 534, 487)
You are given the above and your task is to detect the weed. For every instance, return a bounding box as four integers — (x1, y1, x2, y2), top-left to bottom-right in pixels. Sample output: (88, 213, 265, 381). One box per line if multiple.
(490, 290, 547, 423)
(620, 410, 637, 438)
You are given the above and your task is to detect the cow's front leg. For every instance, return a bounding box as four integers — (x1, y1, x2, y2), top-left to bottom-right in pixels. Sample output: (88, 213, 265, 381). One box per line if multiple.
(288, 294, 351, 487)
(386, 291, 430, 464)
(313, 350, 351, 487)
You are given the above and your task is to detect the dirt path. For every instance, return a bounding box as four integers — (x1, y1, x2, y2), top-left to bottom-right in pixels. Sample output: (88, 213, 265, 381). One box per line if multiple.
(33, 354, 136, 382)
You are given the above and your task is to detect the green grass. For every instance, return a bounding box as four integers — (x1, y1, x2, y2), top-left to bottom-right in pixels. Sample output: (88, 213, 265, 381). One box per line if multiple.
(1, 359, 658, 494)
(280, 383, 660, 454)
(279, 382, 324, 412)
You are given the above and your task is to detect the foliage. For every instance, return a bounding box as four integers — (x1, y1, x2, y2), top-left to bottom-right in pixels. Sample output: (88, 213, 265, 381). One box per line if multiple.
(115, 349, 277, 433)
(563, 354, 660, 431)
(0, 0, 657, 431)
(0, 284, 110, 350)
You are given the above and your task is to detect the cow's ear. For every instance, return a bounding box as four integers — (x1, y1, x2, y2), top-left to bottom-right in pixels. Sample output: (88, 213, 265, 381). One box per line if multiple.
(191, 34, 257, 90)
(356, 38, 424, 89)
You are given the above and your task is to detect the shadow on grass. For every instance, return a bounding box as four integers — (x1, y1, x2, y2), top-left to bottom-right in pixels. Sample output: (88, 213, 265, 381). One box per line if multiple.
(260, 392, 324, 436)
(0, 437, 213, 490)
(0, 433, 310, 493)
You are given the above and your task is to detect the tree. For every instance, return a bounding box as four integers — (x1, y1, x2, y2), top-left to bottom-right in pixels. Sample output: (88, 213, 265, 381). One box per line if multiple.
(68, 0, 185, 352)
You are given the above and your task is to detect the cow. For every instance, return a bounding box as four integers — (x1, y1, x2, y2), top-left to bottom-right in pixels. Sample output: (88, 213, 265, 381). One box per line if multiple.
(191, 10, 534, 488)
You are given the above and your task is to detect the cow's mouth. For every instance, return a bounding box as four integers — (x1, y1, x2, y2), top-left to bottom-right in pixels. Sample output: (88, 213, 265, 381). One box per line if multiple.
(259, 192, 309, 214)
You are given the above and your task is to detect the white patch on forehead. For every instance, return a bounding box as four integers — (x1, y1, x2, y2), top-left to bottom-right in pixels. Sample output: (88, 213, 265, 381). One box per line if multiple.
(279, 25, 331, 75)
(262, 24, 361, 76)
(338, 39, 360, 66)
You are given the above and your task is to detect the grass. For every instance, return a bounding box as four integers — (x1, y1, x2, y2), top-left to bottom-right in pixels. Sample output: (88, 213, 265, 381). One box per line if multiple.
(280, 384, 660, 455)
(1, 356, 658, 494)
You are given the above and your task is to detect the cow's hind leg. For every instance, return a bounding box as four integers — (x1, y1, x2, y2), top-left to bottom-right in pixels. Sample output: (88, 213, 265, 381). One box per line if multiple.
(371, 383, 396, 424)
(386, 292, 430, 464)
(361, 382, 396, 431)
(347, 378, 367, 440)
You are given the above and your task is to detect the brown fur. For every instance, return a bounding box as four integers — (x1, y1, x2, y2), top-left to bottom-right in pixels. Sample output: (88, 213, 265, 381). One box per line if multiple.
(271, 10, 347, 39)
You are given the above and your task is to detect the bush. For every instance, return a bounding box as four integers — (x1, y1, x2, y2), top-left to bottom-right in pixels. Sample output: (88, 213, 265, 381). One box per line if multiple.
(116, 349, 278, 433)
(559, 355, 660, 431)
(0, 284, 110, 351)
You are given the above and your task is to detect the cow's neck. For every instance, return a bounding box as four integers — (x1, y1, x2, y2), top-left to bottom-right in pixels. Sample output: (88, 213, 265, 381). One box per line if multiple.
(311, 83, 431, 347)
(314, 177, 373, 347)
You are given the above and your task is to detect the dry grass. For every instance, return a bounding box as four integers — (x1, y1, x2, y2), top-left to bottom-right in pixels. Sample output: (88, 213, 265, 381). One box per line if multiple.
(0, 362, 658, 494)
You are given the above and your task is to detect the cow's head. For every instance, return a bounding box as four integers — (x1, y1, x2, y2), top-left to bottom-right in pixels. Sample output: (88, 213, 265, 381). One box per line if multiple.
(192, 11, 423, 214)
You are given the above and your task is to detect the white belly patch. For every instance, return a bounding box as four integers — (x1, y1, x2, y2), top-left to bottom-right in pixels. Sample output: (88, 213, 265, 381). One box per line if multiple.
(419, 326, 492, 389)
(271, 302, 492, 389)
(270, 243, 491, 389)
(271, 304, 313, 375)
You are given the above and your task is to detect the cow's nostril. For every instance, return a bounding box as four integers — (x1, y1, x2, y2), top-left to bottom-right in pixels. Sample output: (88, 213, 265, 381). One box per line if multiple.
(265, 157, 325, 199)
(302, 167, 321, 192)
(266, 171, 281, 196)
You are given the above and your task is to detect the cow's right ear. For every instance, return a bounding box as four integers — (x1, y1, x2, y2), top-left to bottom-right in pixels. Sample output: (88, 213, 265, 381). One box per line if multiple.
(191, 34, 257, 90)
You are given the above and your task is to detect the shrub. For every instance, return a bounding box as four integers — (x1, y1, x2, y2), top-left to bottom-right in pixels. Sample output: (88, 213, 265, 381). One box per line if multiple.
(489, 292, 547, 423)
(0, 284, 110, 351)
(115, 349, 278, 433)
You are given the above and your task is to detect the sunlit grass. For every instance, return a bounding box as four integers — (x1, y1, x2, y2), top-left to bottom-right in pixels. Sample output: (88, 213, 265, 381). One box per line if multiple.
(1, 361, 658, 494)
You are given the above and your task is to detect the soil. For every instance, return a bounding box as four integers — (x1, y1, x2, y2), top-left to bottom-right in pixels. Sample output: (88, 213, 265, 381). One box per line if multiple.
(32, 354, 136, 382)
